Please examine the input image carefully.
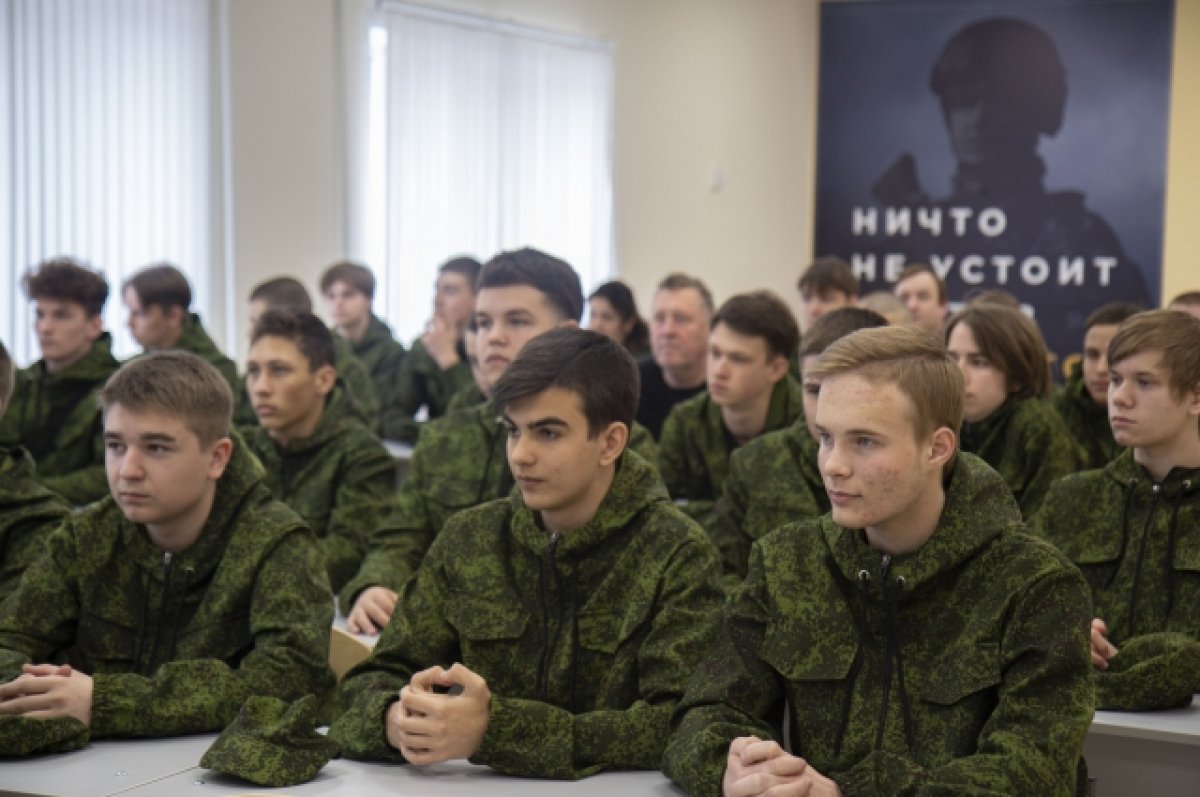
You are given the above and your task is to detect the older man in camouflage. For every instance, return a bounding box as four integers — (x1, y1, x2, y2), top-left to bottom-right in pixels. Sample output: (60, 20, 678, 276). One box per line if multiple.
(240, 310, 398, 593)
(332, 328, 723, 778)
(665, 327, 1092, 796)
(0, 352, 332, 753)
(340, 248, 658, 634)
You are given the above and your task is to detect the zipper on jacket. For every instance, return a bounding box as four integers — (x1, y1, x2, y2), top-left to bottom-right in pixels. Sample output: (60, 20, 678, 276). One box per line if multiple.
(145, 551, 175, 675)
(874, 554, 893, 751)
(1128, 483, 1162, 638)
(536, 533, 562, 699)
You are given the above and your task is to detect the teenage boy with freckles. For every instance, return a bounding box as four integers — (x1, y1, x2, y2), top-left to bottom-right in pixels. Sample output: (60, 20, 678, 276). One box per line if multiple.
(331, 328, 723, 778)
(664, 326, 1092, 796)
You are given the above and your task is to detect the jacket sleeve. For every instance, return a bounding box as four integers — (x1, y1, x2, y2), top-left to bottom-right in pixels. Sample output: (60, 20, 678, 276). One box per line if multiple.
(87, 530, 334, 738)
(321, 440, 399, 593)
(831, 568, 1093, 797)
(1015, 414, 1082, 518)
(662, 544, 791, 797)
(471, 537, 725, 779)
(335, 441, 436, 611)
(657, 408, 689, 499)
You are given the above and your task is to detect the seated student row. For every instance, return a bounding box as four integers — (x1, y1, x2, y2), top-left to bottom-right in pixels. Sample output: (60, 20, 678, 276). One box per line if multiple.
(2, 250, 1200, 797)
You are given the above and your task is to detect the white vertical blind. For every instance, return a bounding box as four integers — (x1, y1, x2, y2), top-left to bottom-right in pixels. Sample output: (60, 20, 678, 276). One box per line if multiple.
(367, 3, 614, 344)
(0, 0, 218, 363)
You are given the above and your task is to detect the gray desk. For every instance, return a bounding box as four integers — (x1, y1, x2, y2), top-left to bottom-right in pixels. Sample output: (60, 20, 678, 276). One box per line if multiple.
(0, 733, 212, 797)
(112, 757, 680, 796)
(1084, 695, 1200, 795)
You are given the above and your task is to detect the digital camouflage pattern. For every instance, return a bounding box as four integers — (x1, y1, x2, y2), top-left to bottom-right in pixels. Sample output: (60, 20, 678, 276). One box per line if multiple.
(1032, 451, 1200, 709)
(1092, 632, 1200, 712)
(386, 337, 474, 443)
(0, 437, 334, 745)
(0, 715, 89, 755)
(659, 377, 803, 523)
(233, 334, 380, 430)
(0, 332, 119, 505)
(1052, 363, 1120, 471)
(664, 453, 1094, 797)
(445, 379, 487, 414)
(200, 694, 339, 786)
(173, 313, 241, 398)
(339, 401, 661, 610)
(240, 386, 397, 593)
(0, 446, 71, 603)
(959, 396, 1081, 517)
(707, 420, 828, 589)
(330, 450, 724, 778)
(347, 314, 408, 440)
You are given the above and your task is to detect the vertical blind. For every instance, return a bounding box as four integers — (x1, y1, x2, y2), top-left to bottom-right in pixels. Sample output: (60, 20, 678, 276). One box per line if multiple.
(0, 0, 218, 363)
(368, 3, 615, 343)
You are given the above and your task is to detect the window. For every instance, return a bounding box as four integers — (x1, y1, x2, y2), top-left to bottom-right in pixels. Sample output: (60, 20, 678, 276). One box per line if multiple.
(0, 0, 221, 363)
(362, 2, 614, 342)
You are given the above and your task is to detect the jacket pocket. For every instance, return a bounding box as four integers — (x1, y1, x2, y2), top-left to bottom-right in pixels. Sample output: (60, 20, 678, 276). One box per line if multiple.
(919, 642, 1001, 706)
(75, 611, 138, 669)
(760, 618, 857, 682)
(444, 601, 527, 641)
(174, 612, 253, 663)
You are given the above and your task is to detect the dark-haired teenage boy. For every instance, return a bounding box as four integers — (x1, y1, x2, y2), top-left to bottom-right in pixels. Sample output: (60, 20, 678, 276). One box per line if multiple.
(0, 257, 119, 505)
(1052, 302, 1141, 470)
(320, 261, 408, 439)
(123, 262, 240, 395)
(339, 248, 660, 634)
(0, 339, 70, 603)
(707, 307, 887, 586)
(659, 291, 802, 521)
(240, 310, 397, 593)
(665, 326, 1092, 796)
(0, 352, 332, 751)
(1034, 309, 1200, 709)
(331, 327, 722, 778)
(797, 256, 858, 333)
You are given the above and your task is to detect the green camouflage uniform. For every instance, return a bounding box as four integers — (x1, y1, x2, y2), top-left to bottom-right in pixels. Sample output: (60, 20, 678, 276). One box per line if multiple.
(960, 396, 1081, 517)
(445, 379, 487, 414)
(1052, 363, 1120, 471)
(233, 335, 380, 430)
(0, 332, 119, 505)
(386, 338, 474, 443)
(0, 437, 334, 743)
(664, 453, 1094, 796)
(173, 313, 240, 398)
(707, 420, 828, 589)
(338, 401, 661, 611)
(347, 314, 407, 440)
(0, 446, 71, 603)
(330, 450, 724, 778)
(659, 377, 803, 522)
(1033, 451, 1200, 708)
(240, 387, 397, 593)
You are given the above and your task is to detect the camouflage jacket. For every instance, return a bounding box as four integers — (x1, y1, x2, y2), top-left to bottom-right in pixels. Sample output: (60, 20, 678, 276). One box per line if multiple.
(445, 379, 487, 414)
(385, 337, 474, 443)
(659, 377, 803, 520)
(664, 453, 1093, 797)
(1032, 453, 1200, 710)
(240, 387, 397, 592)
(0, 438, 334, 743)
(960, 396, 1081, 517)
(339, 401, 661, 609)
(347, 315, 407, 440)
(0, 333, 119, 505)
(233, 335, 379, 431)
(707, 419, 828, 589)
(1052, 364, 1120, 471)
(174, 313, 240, 398)
(0, 446, 70, 604)
(1033, 450, 1200, 645)
(330, 450, 724, 778)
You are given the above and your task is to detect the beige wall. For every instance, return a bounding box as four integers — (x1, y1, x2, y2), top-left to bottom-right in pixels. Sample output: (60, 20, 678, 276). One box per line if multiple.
(223, 0, 1196, 356)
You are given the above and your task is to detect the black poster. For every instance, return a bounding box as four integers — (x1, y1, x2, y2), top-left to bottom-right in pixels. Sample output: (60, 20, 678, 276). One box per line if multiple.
(814, 0, 1174, 367)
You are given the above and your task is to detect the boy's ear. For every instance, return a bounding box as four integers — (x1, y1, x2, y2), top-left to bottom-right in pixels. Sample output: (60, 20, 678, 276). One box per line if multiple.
(314, 364, 337, 396)
(929, 426, 957, 468)
(84, 314, 103, 343)
(598, 421, 629, 467)
(165, 304, 186, 328)
(207, 436, 234, 480)
(767, 354, 789, 383)
(1188, 382, 1200, 417)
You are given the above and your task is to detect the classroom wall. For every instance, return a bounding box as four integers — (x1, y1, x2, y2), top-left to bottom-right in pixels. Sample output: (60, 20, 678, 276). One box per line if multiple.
(223, 0, 1196, 355)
